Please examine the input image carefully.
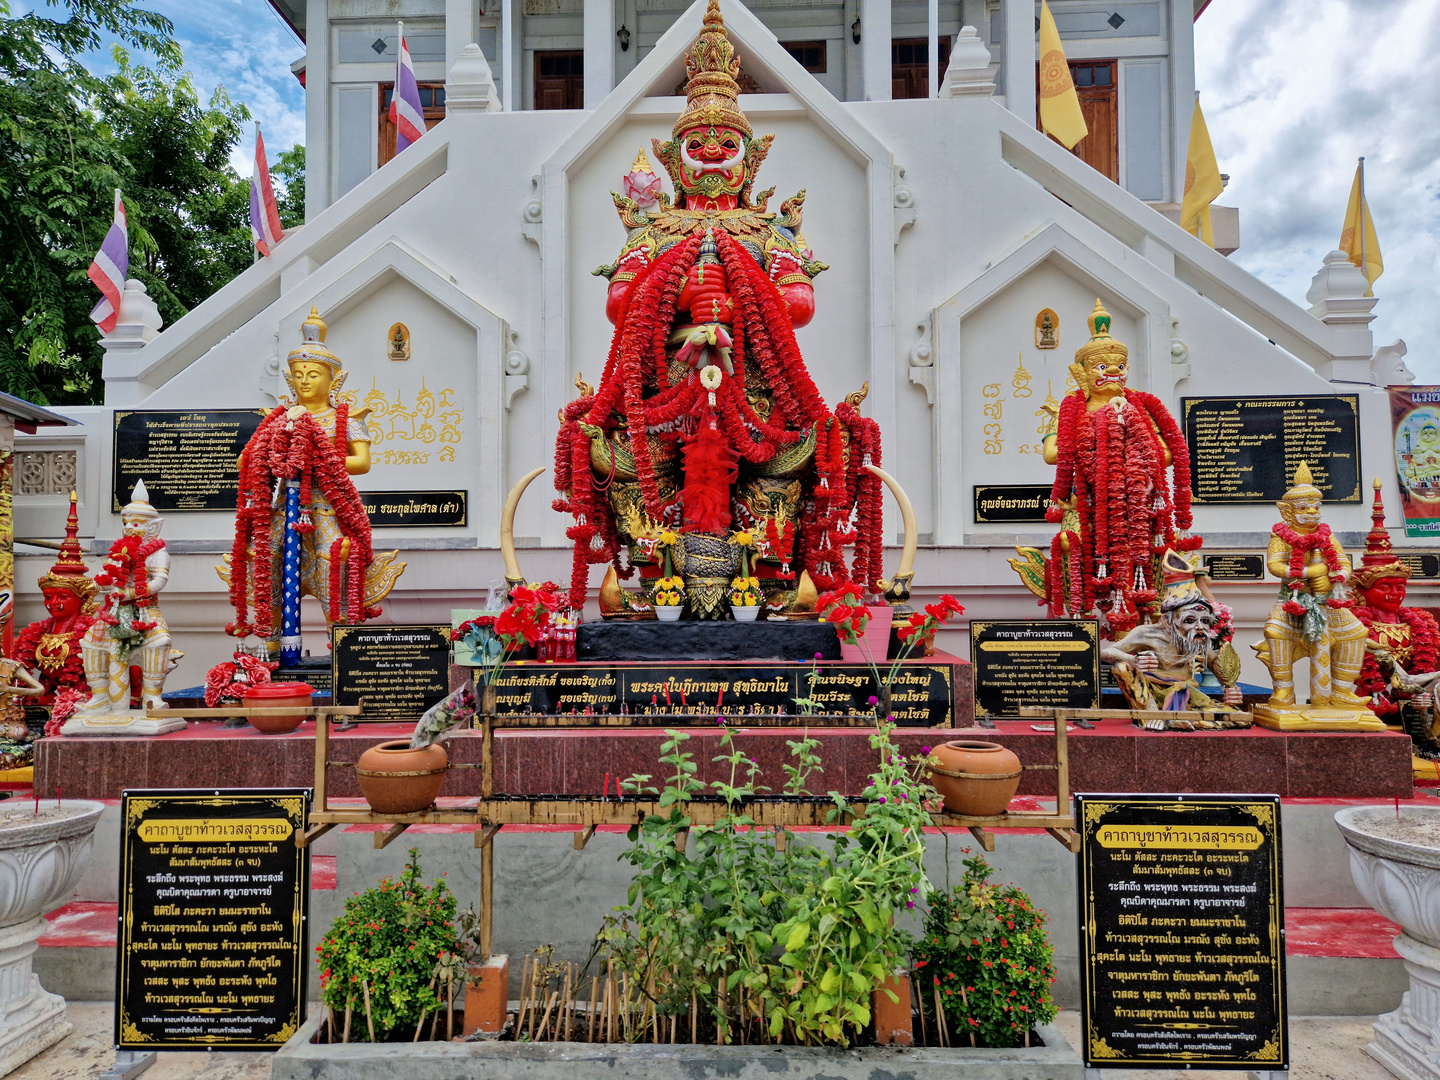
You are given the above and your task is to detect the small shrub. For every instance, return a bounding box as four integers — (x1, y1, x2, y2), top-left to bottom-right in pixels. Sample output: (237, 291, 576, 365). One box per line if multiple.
(912, 853, 1058, 1047)
(316, 849, 461, 1039)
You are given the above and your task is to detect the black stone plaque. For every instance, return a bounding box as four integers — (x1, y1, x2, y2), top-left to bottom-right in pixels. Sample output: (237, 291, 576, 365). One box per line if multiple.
(1395, 552, 1440, 579)
(270, 656, 334, 694)
(1182, 395, 1361, 504)
(482, 660, 955, 726)
(1077, 794, 1287, 1071)
(1206, 553, 1265, 582)
(331, 624, 451, 721)
(359, 490, 467, 528)
(113, 410, 269, 512)
(578, 621, 841, 662)
(973, 484, 1052, 524)
(116, 788, 309, 1051)
(970, 619, 1100, 719)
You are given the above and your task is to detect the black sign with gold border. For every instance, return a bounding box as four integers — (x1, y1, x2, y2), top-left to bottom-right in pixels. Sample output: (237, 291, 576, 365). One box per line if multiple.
(973, 484, 1052, 524)
(1077, 794, 1287, 1071)
(116, 788, 309, 1051)
(1205, 553, 1266, 582)
(332, 624, 452, 721)
(970, 619, 1099, 719)
(1182, 395, 1361, 505)
(359, 490, 467, 528)
(113, 409, 270, 512)
(479, 661, 954, 726)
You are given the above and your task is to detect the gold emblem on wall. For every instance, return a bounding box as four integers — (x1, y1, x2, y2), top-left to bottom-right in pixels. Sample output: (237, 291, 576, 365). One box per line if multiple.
(387, 323, 410, 361)
(1035, 308, 1059, 349)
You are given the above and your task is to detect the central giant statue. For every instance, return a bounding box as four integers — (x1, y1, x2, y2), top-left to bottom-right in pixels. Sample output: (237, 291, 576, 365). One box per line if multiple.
(553, 0, 885, 619)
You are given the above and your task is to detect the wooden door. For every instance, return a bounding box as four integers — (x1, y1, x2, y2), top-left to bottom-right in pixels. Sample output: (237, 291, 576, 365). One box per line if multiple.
(534, 50, 584, 110)
(891, 37, 951, 100)
(379, 83, 446, 166)
(1037, 60, 1119, 182)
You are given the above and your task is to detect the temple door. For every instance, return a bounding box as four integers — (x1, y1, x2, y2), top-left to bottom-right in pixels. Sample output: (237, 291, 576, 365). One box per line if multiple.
(1036, 60, 1119, 182)
(890, 37, 952, 99)
(378, 83, 447, 166)
(534, 50, 585, 109)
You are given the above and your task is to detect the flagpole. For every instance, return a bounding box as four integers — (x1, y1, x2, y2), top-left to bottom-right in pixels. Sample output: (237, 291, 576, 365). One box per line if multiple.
(1358, 156, 1370, 297)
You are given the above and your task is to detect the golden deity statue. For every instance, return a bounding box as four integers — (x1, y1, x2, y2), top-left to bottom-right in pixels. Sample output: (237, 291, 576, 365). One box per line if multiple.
(1251, 462, 1385, 731)
(221, 308, 405, 661)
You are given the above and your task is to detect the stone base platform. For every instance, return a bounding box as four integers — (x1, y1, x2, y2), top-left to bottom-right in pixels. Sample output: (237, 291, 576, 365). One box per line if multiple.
(35, 716, 1415, 800)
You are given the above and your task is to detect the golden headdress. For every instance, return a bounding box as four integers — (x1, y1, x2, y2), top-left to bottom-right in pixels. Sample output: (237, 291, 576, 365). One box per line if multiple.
(38, 491, 98, 612)
(287, 307, 343, 374)
(673, 0, 751, 138)
(1073, 299, 1128, 370)
(1351, 477, 1409, 590)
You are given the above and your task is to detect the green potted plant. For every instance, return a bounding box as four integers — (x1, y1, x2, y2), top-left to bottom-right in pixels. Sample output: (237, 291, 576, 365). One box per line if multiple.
(316, 849, 463, 1042)
(911, 852, 1058, 1048)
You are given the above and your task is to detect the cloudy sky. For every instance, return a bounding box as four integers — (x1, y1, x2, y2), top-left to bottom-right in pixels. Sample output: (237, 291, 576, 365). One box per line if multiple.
(49, 0, 1438, 379)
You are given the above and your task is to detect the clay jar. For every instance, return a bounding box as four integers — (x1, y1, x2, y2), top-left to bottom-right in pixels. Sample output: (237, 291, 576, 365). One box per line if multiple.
(243, 682, 313, 734)
(926, 740, 1022, 817)
(356, 740, 449, 814)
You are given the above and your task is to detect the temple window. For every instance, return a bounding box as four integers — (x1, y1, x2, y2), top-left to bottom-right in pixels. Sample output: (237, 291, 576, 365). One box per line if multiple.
(782, 40, 827, 74)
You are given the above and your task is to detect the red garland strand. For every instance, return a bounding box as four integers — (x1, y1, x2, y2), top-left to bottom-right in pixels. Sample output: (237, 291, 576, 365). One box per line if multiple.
(1353, 605, 1440, 716)
(14, 617, 94, 707)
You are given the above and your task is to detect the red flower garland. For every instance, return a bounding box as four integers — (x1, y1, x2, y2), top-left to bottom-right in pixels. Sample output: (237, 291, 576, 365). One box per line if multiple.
(14, 616, 93, 707)
(555, 225, 882, 605)
(229, 404, 378, 637)
(1272, 522, 1344, 585)
(1353, 604, 1440, 717)
(94, 536, 166, 630)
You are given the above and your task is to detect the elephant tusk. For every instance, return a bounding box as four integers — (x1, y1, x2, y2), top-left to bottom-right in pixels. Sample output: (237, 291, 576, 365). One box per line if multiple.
(863, 464, 917, 606)
(501, 467, 546, 588)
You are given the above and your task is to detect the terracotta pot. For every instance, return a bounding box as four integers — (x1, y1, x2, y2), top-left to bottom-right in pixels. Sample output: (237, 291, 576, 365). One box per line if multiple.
(356, 740, 449, 814)
(926, 740, 1022, 817)
(244, 682, 313, 734)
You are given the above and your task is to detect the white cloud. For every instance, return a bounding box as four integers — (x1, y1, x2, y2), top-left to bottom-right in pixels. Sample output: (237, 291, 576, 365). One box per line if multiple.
(1195, 0, 1440, 381)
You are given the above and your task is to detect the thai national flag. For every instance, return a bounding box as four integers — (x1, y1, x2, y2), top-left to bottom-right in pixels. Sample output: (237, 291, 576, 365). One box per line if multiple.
(388, 23, 426, 153)
(249, 125, 284, 256)
(87, 189, 127, 334)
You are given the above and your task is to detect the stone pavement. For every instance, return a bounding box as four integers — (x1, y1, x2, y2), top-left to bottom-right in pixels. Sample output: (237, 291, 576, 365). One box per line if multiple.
(18, 1004, 1398, 1080)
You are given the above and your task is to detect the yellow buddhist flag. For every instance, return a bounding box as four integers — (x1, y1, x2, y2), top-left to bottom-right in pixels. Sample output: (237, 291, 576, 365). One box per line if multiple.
(1037, 1, 1087, 150)
(1181, 97, 1224, 247)
(1340, 158, 1383, 296)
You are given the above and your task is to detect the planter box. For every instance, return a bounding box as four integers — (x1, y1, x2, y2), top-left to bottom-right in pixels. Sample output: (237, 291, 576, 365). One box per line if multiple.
(273, 1014, 1083, 1080)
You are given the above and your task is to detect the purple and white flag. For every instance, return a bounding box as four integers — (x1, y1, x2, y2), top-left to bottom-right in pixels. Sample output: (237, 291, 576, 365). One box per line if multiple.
(388, 23, 426, 153)
(87, 189, 127, 334)
(249, 125, 284, 256)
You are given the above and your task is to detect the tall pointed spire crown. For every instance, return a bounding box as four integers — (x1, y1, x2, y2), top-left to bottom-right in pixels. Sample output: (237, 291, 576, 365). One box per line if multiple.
(1074, 299, 1128, 368)
(38, 490, 98, 609)
(673, 0, 751, 138)
(1352, 477, 1410, 589)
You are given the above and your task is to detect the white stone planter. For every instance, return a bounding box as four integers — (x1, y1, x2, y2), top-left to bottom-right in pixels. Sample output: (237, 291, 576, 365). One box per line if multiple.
(0, 799, 104, 1075)
(1336, 805, 1440, 1080)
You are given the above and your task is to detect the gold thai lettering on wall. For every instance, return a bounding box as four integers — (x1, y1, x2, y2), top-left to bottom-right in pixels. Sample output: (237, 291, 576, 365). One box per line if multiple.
(335, 378, 465, 466)
(1020, 382, 1059, 457)
(982, 382, 1004, 455)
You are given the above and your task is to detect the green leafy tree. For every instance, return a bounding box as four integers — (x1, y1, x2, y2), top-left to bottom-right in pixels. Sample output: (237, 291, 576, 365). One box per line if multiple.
(0, 1, 303, 406)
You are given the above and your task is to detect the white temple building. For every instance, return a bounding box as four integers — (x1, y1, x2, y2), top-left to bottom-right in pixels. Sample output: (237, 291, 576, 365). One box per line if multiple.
(15, 0, 1417, 688)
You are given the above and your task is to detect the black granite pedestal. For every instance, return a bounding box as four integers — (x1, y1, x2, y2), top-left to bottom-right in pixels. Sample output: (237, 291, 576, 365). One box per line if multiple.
(578, 620, 841, 662)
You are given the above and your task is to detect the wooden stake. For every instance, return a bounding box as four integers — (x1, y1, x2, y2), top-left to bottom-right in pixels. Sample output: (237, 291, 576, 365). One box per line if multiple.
(342, 1000, 352, 1044)
(912, 975, 927, 1046)
(588, 975, 600, 1042)
(527, 960, 541, 1039)
(932, 986, 947, 1047)
(690, 989, 698, 1044)
(414, 977, 436, 1041)
(958, 982, 976, 1047)
(537, 991, 558, 1040)
(446, 969, 456, 1040)
(362, 980, 377, 1043)
(516, 954, 532, 1035)
(560, 968, 573, 1041)
(326, 1004, 335, 1044)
